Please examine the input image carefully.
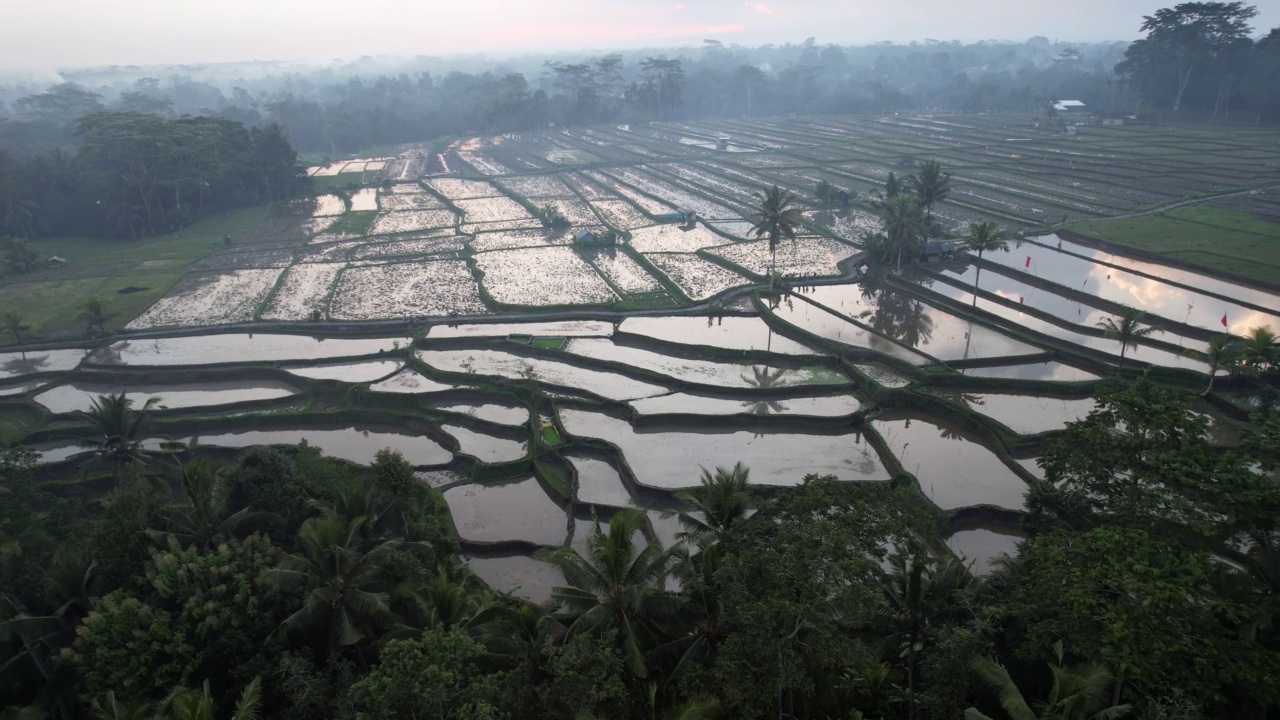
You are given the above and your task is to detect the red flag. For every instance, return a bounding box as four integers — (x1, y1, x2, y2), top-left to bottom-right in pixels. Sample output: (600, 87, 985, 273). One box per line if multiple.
(1025, 256, 1032, 268)
(1221, 314, 1228, 327)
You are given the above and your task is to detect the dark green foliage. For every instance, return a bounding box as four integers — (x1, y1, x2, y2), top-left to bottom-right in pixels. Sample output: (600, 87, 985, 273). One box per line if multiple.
(709, 477, 926, 719)
(231, 446, 310, 541)
(997, 526, 1280, 710)
(1029, 377, 1279, 543)
(68, 534, 286, 706)
(347, 628, 511, 719)
(89, 477, 163, 594)
(532, 630, 631, 720)
(75, 113, 307, 238)
(370, 448, 416, 498)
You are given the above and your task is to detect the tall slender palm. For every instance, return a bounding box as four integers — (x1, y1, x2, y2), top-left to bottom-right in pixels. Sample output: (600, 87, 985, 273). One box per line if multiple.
(261, 515, 397, 650)
(880, 195, 928, 273)
(909, 160, 953, 221)
(879, 550, 972, 720)
(2, 310, 31, 347)
(1240, 325, 1277, 371)
(538, 509, 681, 677)
(77, 393, 161, 478)
(665, 462, 753, 542)
(1096, 308, 1158, 375)
(966, 643, 1132, 720)
(1198, 334, 1240, 396)
(81, 296, 113, 337)
(962, 222, 1008, 305)
(750, 184, 804, 286)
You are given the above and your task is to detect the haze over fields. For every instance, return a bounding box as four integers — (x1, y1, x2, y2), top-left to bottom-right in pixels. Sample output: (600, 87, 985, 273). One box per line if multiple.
(5, 0, 1278, 69)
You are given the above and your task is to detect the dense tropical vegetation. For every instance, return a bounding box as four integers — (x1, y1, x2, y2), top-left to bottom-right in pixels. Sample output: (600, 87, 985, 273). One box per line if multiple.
(0, 373, 1278, 718)
(0, 113, 307, 241)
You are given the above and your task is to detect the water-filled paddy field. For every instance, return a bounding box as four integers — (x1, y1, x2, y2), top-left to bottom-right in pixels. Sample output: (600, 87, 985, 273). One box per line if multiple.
(14, 114, 1280, 599)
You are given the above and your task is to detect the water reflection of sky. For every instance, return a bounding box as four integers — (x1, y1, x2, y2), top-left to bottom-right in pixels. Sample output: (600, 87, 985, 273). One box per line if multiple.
(984, 239, 1280, 335)
(941, 265, 1110, 327)
(796, 285, 1041, 362)
(961, 361, 1099, 382)
(924, 282, 1209, 371)
(1045, 234, 1280, 312)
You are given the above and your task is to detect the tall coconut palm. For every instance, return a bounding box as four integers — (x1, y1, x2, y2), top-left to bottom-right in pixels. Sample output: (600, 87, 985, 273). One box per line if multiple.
(750, 184, 804, 286)
(1, 310, 31, 347)
(962, 222, 1008, 305)
(537, 509, 681, 677)
(1096, 308, 1158, 375)
(1198, 334, 1240, 396)
(909, 160, 953, 221)
(666, 462, 753, 541)
(965, 643, 1132, 720)
(880, 195, 928, 273)
(77, 393, 161, 478)
(1240, 325, 1277, 371)
(879, 550, 972, 720)
(261, 515, 397, 650)
(81, 296, 113, 337)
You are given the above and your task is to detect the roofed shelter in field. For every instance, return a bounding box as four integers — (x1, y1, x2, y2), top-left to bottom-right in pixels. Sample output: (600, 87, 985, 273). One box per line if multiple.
(1053, 100, 1087, 113)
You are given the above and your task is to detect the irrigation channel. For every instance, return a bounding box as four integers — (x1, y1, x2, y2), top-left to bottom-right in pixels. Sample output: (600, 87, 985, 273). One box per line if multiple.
(7, 233, 1275, 602)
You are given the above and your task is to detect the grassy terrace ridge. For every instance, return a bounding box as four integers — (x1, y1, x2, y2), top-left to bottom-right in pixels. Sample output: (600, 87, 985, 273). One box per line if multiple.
(1069, 202, 1280, 287)
(0, 207, 269, 342)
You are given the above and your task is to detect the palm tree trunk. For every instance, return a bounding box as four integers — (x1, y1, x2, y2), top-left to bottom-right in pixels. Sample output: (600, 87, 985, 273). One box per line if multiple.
(972, 263, 982, 307)
(1204, 369, 1216, 396)
(1117, 347, 1126, 376)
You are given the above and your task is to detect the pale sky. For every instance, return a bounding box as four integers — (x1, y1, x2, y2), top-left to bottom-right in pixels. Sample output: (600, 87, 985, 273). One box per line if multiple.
(3, 0, 1278, 70)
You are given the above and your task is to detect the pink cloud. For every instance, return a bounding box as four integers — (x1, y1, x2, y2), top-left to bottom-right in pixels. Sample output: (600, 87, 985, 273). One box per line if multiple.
(752, 2, 776, 14)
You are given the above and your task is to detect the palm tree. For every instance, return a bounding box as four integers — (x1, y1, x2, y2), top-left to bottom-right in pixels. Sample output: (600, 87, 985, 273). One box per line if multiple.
(537, 509, 681, 677)
(962, 222, 1008, 305)
(879, 550, 972, 720)
(2, 310, 31, 347)
(1240, 325, 1277, 371)
(1198, 334, 1240, 396)
(750, 184, 804, 286)
(261, 515, 397, 650)
(149, 459, 276, 549)
(77, 393, 161, 478)
(90, 692, 150, 719)
(665, 462, 752, 541)
(815, 179, 836, 208)
(740, 365, 790, 389)
(873, 172, 904, 208)
(880, 195, 928, 273)
(81, 296, 113, 337)
(1096, 308, 1158, 375)
(909, 160, 953, 221)
(151, 677, 263, 720)
(965, 643, 1132, 720)
(862, 230, 893, 266)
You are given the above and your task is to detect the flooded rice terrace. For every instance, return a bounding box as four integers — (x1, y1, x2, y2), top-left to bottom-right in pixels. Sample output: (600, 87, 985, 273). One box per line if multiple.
(20, 117, 1280, 600)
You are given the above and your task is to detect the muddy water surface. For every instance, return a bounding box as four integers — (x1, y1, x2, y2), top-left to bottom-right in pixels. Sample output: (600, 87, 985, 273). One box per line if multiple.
(560, 408, 888, 489)
(178, 425, 452, 466)
(444, 477, 566, 545)
(873, 414, 1028, 511)
(34, 380, 297, 414)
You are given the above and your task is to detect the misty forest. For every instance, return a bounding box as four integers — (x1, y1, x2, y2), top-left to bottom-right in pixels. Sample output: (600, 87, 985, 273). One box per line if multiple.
(2, 2, 1280, 720)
